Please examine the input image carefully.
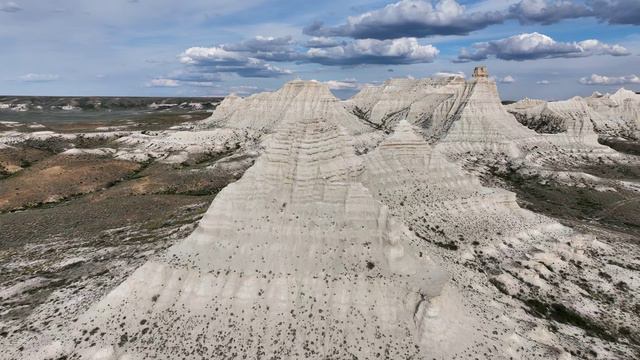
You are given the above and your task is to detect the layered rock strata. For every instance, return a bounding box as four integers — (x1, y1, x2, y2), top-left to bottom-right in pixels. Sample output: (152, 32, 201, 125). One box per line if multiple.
(40, 116, 463, 359)
(202, 80, 373, 136)
(347, 69, 539, 158)
(507, 88, 640, 140)
(362, 121, 640, 359)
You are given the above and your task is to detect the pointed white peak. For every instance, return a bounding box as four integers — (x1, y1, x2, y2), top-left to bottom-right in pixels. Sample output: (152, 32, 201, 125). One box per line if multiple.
(384, 119, 428, 146)
(506, 97, 546, 110)
(219, 93, 243, 106)
(616, 87, 631, 94)
(611, 87, 639, 104)
(375, 119, 433, 158)
(206, 79, 372, 135)
(282, 78, 329, 92)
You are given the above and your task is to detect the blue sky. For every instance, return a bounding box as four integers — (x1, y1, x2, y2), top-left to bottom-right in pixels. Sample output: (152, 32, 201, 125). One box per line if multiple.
(0, 0, 638, 100)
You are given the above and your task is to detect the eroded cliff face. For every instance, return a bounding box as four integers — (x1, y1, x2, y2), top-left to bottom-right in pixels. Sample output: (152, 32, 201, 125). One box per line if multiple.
(202, 80, 374, 136)
(348, 74, 625, 164)
(508, 88, 640, 141)
(36, 115, 475, 360)
(345, 76, 465, 134)
(363, 121, 640, 359)
(435, 77, 539, 159)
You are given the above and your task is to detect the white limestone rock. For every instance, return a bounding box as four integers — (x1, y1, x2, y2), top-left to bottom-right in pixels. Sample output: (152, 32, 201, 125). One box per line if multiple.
(436, 75, 538, 158)
(508, 88, 640, 140)
(345, 76, 464, 133)
(42, 116, 462, 359)
(361, 120, 637, 358)
(114, 128, 252, 163)
(201, 80, 373, 136)
(347, 71, 539, 158)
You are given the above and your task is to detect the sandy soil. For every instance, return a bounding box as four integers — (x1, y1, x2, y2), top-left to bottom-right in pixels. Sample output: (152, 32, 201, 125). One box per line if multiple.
(0, 154, 141, 212)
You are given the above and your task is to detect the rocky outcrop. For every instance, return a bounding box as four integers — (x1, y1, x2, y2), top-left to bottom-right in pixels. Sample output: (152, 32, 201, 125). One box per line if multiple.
(508, 88, 640, 141)
(347, 69, 540, 158)
(345, 76, 465, 133)
(586, 89, 640, 139)
(362, 121, 640, 359)
(114, 128, 252, 163)
(436, 74, 538, 158)
(507, 96, 607, 147)
(8, 70, 640, 360)
(42, 116, 464, 359)
(507, 98, 568, 134)
(202, 80, 373, 136)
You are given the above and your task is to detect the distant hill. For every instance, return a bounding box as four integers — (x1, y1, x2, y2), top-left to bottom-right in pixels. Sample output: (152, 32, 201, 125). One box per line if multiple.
(0, 96, 223, 111)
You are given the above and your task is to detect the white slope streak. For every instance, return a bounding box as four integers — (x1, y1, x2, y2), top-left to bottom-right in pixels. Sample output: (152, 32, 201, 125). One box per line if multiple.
(203, 80, 372, 136)
(42, 116, 460, 359)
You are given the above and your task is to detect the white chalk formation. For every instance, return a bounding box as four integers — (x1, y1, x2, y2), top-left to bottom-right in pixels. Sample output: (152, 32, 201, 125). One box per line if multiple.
(362, 120, 639, 358)
(113, 128, 252, 163)
(507, 88, 640, 140)
(43, 115, 471, 359)
(348, 67, 539, 158)
(346, 76, 465, 133)
(202, 80, 373, 136)
(436, 70, 538, 158)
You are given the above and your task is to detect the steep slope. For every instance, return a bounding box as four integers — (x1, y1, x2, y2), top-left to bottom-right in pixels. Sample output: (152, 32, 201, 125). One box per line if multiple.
(202, 80, 373, 136)
(345, 76, 465, 133)
(586, 89, 640, 139)
(508, 89, 640, 141)
(362, 121, 640, 359)
(506, 98, 570, 134)
(507, 97, 603, 145)
(206, 93, 243, 121)
(34, 116, 474, 359)
(435, 72, 537, 158)
(347, 68, 540, 158)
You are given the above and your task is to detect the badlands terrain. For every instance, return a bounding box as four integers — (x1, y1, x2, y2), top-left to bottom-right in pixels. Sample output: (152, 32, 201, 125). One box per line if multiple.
(0, 67, 639, 359)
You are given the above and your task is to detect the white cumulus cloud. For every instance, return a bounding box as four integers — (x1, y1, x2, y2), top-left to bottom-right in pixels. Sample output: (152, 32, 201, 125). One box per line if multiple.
(305, 37, 346, 48)
(499, 75, 516, 83)
(179, 46, 292, 78)
(147, 78, 180, 87)
(509, 0, 593, 24)
(456, 32, 630, 62)
(433, 71, 465, 78)
(0, 1, 21, 12)
(305, 37, 439, 65)
(304, 0, 505, 39)
(19, 73, 59, 82)
(579, 74, 640, 85)
(322, 79, 361, 90)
